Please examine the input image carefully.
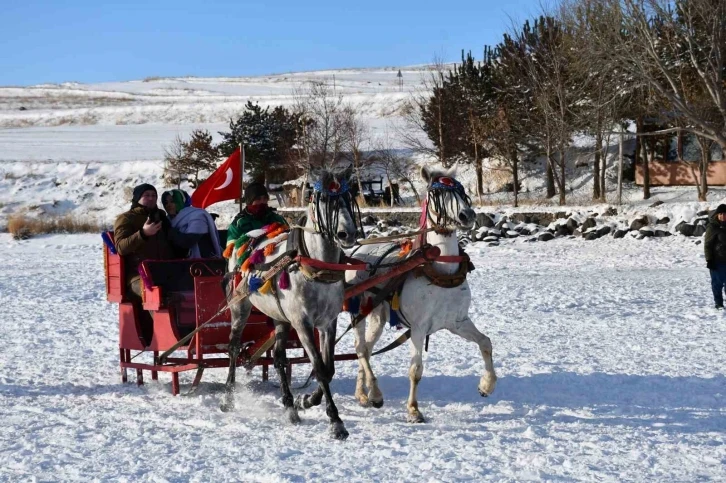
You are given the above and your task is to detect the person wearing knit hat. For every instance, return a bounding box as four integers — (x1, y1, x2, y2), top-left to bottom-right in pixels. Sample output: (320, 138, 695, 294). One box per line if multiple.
(704, 204, 726, 309)
(224, 181, 288, 257)
(113, 182, 175, 345)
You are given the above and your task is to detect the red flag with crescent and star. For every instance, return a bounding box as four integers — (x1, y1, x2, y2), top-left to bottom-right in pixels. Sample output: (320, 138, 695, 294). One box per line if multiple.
(190, 149, 241, 209)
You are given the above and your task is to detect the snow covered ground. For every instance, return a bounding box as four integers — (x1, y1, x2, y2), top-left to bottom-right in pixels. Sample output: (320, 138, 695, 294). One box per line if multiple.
(1, 233, 724, 482)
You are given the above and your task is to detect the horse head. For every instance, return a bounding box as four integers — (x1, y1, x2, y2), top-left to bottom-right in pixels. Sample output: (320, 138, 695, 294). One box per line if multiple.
(421, 165, 475, 230)
(309, 166, 360, 248)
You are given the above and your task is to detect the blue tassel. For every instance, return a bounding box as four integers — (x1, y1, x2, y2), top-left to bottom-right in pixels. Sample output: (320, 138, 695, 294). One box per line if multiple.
(248, 276, 264, 292)
(348, 296, 360, 315)
(389, 308, 400, 328)
(101, 232, 117, 254)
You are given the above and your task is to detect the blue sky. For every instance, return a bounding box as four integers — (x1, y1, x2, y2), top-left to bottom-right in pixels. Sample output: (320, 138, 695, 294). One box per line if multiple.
(0, 0, 545, 86)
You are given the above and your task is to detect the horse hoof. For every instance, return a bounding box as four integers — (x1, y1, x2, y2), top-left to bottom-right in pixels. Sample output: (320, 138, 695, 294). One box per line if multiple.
(286, 408, 301, 425)
(331, 422, 349, 440)
(407, 412, 425, 423)
(293, 395, 305, 411)
(369, 399, 384, 409)
(219, 402, 233, 413)
(478, 389, 489, 397)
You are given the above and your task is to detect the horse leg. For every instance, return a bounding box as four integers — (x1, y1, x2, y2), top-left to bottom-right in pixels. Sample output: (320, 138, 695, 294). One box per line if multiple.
(294, 321, 349, 440)
(220, 292, 252, 412)
(295, 319, 337, 410)
(446, 316, 497, 396)
(354, 305, 386, 407)
(407, 329, 426, 423)
(273, 321, 301, 424)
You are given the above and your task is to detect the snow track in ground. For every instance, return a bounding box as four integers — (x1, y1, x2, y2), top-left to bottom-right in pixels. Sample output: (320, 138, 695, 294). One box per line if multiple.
(1, 234, 724, 481)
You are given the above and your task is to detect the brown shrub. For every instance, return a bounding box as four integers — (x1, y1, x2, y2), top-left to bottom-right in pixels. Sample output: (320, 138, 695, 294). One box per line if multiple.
(8, 214, 103, 239)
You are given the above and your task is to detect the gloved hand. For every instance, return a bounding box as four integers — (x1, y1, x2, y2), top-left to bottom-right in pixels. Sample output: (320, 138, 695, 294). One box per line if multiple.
(707, 260, 715, 270)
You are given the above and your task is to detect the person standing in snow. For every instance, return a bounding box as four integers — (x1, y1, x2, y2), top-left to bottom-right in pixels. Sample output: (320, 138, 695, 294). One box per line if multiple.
(113, 183, 175, 344)
(224, 182, 288, 255)
(162, 189, 222, 259)
(704, 204, 726, 309)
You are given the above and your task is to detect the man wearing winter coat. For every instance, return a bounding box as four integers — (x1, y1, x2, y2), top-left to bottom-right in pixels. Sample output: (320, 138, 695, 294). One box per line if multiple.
(162, 189, 222, 259)
(704, 204, 726, 309)
(113, 183, 175, 344)
(225, 182, 288, 254)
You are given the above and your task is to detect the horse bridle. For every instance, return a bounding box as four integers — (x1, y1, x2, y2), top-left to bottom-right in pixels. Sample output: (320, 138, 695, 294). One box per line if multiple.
(308, 178, 364, 242)
(425, 176, 472, 234)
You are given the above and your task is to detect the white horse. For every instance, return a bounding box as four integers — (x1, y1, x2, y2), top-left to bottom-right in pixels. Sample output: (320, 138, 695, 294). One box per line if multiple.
(345, 166, 497, 423)
(223, 168, 358, 440)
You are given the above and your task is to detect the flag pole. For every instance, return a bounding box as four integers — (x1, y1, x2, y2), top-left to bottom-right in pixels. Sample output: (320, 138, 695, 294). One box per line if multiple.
(239, 143, 245, 213)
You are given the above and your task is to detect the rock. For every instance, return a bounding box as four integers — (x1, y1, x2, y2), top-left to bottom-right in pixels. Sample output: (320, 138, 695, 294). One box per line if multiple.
(697, 210, 710, 217)
(487, 242, 500, 247)
(675, 221, 695, 237)
(556, 226, 570, 237)
(573, 229, 583, 237)
(596, 226, 612, 237)
(495, 217, 509, 230)
(656, 217, 670, 224)
(693, 224, 706, 237)
(506, 230, 519, 238)
(630, 216, 649, 231)
(566, 218, 580, 233)
(613, 229, 628, 239)
(387, 218, 401, 227)
(483, 236, 500, 243)
(377, 221, 388, 230)
(695, 239, 702, 245)
(649, 200, 664, 208)
(584, 232, 601, 241)
(655, 229, 671, 237)
(538, 232, 555, 242)
(603, 206, 618, 216)
(474, 227, 489, 241)
(458, 235, 472, 246)
(581, 217, 597, 231)
(475, 213, 495, 228)
(362, 215, 376, 225)
(488, 229, 502, 237)
(639, 227, 655, 237)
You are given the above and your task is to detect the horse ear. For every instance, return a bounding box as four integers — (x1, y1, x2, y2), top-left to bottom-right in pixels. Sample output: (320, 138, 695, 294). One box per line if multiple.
(340, 165, 354, 182)
(420, 166, 433, 184)
(445, 165, 457, 179)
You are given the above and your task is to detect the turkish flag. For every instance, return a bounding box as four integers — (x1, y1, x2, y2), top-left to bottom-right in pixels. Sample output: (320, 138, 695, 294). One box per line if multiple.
(191, 148, 241, 209)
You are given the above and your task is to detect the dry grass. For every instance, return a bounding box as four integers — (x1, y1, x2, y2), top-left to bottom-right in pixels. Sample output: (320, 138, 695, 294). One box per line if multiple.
(7, 214, 103, 239)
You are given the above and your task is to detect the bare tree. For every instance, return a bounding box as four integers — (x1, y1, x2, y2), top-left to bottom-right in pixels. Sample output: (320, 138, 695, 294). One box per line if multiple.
(374, 132, 420, 206)
(605, 0, 726, 151)
(162, 135, 187, 188)
(341, 103, 370, 196)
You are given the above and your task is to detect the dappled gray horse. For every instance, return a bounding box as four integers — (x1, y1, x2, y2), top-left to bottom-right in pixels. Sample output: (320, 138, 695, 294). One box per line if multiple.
(223, 168, 359, 440)
(346, 166, 497, 422)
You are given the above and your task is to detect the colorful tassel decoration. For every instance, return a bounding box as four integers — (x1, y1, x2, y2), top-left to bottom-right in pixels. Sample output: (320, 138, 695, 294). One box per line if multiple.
(258, 279, 273, 294)
(398, 239, 412, 257)
(249, 249, 265, 265)
(389, 308, 400, 328)
(233, 234, 250, 250)
(223, 243, 234, 259)
(138, 265, 153, 290)
(240, 257, 253, 272)
(235, 241, 250, 258)
(391, 292, 400, 310)
(263, 243, 275, 256)
(248, 276, 264, 292)
(279, 270, 290, 290)
(348, 296, 360, 315)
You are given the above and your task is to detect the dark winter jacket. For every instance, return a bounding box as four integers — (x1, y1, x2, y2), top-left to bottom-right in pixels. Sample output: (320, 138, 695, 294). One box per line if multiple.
(704, 212, 726, 263)
(113, 204, 176, 282)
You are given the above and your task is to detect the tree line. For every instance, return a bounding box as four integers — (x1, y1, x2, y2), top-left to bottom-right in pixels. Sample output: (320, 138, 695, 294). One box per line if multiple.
(409, 0, 725, 205)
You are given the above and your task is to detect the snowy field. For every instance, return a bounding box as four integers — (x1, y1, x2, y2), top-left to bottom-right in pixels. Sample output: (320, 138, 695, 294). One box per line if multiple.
(1, 233, 724, 482)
